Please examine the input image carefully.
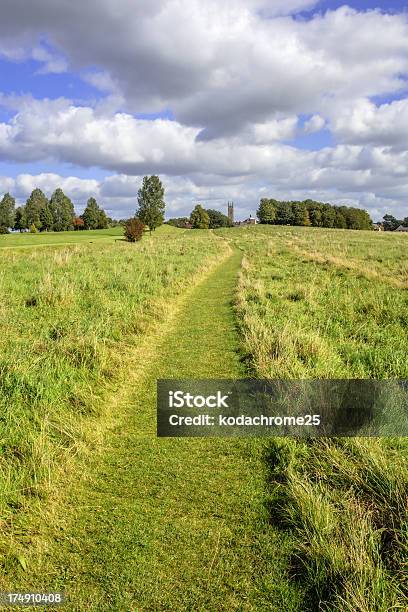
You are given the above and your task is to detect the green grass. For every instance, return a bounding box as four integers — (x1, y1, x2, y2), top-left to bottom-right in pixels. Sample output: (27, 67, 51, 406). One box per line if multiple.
(0, 226, 228, 569)
(217, 224, 408, 611)
(0, 227, 125, 249)
(1, 223, 407, 611)
(1, 243, 304, 611)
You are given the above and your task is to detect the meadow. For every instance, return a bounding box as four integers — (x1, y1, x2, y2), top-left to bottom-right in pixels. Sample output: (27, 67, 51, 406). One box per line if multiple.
(0, 224, 407, 611)
(0, 226, 228, 568)
(218, 224, 408, 611)
(0, 228, 123, 249)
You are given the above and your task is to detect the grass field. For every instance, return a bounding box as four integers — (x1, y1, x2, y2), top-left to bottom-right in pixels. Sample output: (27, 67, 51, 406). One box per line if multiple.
(1, 224, 407, 610)
(218, 224, 408, 611)
(0, 228, 123, 249)
(0, 227, 228, 566)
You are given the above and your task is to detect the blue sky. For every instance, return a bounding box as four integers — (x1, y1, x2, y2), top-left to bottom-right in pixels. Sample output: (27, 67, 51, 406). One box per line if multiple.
(0, 0, 407, 220)
(300, 1, 408, 15)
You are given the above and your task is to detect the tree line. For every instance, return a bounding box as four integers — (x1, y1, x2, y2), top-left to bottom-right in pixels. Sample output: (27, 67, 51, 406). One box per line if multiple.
(167, 206, 232, 230)
(257, 198, 372, 230)
(0, 188, 113, 233)
(381, 214, 408, 231)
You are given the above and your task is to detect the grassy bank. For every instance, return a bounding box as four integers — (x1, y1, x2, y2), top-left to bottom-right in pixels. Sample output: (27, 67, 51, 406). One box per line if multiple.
(218, 224, 408, 611)
(0, 226, 227, 568)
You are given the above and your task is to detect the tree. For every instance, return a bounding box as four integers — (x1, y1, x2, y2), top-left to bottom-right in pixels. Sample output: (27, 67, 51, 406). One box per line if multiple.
(333, 208, 347, 229)
(25, 188, 48, 230)
(257, 199, 276, 224)
(81, 197, 109, 230)
(49, 188, 75, 231)
(307, 202, 323, 227)
(81, 197, 100, 230)
(275, 201, 294, 225)
(190, 204, 210, 229)
(344, 207, 372, 230)
(0, 193, 16, 232)
(382, 214, 401, 231)
(124, 217, 145, 242)
(403, 217, 408, 227)
(167, 217, 190, 228)
(291, 201, 309, 226)
(137, 175, 165, 232)
(73, 216, 85, 230)
(206, 209, 232, 228)
(97, 207, 108, 229)
(39, 202, 54, 231)
(321, 204, 336, 228)
(14, 206, 27, 232)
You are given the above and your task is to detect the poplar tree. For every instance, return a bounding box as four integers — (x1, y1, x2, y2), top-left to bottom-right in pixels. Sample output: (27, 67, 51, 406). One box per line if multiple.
(0, 192, 16, 231)
(14, 207, 27, 232)
(137, 175, 165, 232)
(82, 197, 103, 229)
(49, 188, 75, 231)
(25, 188, 48, 230)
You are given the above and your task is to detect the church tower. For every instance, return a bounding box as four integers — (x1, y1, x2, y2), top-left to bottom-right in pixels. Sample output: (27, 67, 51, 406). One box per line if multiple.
(227, 201, 234, 224)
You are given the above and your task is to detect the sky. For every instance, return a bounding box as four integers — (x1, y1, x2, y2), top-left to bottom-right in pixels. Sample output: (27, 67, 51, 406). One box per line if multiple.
(0, 1, 408, 222)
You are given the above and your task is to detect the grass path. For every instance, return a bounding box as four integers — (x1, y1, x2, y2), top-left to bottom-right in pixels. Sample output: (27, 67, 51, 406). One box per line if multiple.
(7, 248, 302, 611)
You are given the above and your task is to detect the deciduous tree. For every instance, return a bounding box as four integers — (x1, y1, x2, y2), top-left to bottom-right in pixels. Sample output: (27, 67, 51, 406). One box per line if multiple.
(81, 197, 106, 229)
(0, 192, 16, 231)
(49, 188, 75, 231)
(137, 175, 165, 232)
(14, 206, 27, 232)
(25, 188, 48, 230)
(190, 204, 210, 229)
(257, 199, 276, 224)
(206, 209, 232, 228)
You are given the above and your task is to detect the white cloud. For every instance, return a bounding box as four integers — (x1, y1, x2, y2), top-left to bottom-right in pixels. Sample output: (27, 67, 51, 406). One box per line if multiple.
(1, 170, 406, 223)
(0, 2, 407, 136)
(303, 114, 325, 134)
(31, 46, 67, 74)
(330, 98, 408, 150)
(0, 2, 407, 220)
(0, 42, 67, 74)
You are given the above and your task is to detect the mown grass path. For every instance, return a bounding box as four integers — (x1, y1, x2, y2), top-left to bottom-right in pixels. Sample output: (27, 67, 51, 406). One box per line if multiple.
(11, 248, 301, 611)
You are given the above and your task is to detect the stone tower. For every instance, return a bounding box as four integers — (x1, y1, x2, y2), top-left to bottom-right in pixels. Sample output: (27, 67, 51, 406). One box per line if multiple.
(227, 201, 234, 224)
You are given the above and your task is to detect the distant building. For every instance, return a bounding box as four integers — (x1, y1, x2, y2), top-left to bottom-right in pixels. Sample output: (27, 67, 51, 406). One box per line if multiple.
(395, 225, 408, 232)
(373, 223, 384, 231)
(227, 201, 234, 224)
(234, 214, 257, 226)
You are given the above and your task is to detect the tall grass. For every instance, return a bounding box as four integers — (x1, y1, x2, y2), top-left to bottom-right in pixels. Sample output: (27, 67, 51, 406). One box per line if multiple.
(0, 227, 226, 564)
(220, 225, 408, 611)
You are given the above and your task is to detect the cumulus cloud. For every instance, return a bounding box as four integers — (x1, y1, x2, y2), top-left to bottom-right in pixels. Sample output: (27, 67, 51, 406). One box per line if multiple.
(303, 114, 325, 134)
(0, 2, 407, 137)
(0, 1, 407, 220)
(330, 98, 408, 150)
(1, 170, 406, 223)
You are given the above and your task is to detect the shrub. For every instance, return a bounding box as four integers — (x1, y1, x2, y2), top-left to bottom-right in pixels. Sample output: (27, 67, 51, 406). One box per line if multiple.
(29, 224, 39, 234)
(0, 226, 10, 234)
(124, 217, 145, 242)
